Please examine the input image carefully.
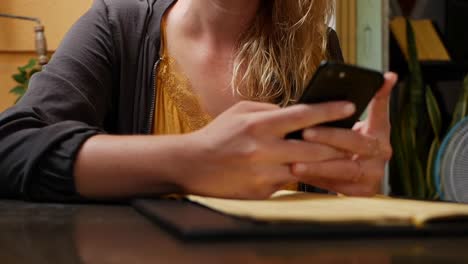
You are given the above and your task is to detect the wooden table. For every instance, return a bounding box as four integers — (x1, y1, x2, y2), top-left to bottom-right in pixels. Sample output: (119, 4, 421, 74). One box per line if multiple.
(1, 200, 467, 264)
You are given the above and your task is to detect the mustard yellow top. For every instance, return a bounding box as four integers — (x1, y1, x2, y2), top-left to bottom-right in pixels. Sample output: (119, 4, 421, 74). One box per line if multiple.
(153, 17, 212, 135)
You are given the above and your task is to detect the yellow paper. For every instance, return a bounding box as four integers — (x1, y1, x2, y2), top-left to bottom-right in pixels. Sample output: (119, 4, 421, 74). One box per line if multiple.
(188, 191, 468, 227)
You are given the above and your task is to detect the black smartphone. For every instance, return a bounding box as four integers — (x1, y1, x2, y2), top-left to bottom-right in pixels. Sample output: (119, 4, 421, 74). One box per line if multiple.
(286, 61, 384, 139)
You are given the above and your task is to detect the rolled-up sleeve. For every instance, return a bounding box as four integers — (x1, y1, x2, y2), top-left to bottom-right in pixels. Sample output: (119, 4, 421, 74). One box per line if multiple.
(0, 0, 115, 202)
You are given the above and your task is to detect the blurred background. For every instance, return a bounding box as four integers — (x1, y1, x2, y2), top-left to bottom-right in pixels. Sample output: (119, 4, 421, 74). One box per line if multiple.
(0, 0, 93, 111)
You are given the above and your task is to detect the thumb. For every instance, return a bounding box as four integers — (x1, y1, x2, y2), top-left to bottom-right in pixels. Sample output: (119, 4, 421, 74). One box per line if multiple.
(366, 72, 398, 135)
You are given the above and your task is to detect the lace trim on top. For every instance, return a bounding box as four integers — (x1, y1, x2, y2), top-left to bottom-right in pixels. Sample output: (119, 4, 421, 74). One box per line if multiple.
(154, 15, 212, 134)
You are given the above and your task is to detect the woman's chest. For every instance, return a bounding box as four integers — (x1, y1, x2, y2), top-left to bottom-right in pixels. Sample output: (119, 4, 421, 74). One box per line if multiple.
(169, 54, 241, 118)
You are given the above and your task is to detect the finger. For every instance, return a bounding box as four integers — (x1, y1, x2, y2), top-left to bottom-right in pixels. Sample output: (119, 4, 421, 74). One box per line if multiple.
(262, 140, 349, 164)
(317, 177, 382, 197)
(291, 160, 361, 184)
(352, 121, 365, 132)
(250, 165, 297, 196)
(303, 127, 380, 157)
(366, 72, 398, 135)
(306, 159, 386, 196)
(253, 102, 356, 136)
(230, 101, 280, 114)
(269, 165, 298, 190)
(310, 180, 381, 197)
(374, 72, 398, 100)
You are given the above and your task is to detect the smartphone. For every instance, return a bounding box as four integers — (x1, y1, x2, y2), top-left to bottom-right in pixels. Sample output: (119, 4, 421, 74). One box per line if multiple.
(286, 61, 384, 139)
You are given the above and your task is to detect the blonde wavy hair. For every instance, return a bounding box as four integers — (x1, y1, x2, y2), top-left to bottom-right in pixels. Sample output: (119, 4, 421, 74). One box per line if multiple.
(232, 0, 334, 106)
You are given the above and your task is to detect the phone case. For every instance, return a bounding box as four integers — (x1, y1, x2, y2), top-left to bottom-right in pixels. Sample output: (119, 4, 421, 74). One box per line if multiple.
(286, 61, 384, 139)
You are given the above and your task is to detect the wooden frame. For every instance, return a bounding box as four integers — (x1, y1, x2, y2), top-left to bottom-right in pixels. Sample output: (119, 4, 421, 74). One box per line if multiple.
(336, 0, 389, 71)
(357, 0, 389, 71)
(336, 0, 357, 64)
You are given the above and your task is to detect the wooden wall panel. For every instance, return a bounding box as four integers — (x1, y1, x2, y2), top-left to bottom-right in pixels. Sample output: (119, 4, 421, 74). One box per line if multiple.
(0, 0, 92, 112)
(0, 0, 93, 51)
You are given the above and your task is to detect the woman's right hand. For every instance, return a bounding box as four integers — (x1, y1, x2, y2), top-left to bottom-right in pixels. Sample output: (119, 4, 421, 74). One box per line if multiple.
(174, 100, 357, 199)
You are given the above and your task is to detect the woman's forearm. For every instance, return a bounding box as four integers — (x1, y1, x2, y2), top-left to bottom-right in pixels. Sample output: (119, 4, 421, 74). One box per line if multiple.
(73, 99, 389, 200)
(74, 134, 195, 199)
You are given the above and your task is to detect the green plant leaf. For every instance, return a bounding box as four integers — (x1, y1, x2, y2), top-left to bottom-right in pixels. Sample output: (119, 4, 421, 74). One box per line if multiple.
(403, 18, 427, 199)
(426, 138, 440, 198)
(18, 58, 37, 72)
(14, 95, 23, 104)
(450, 74, 468, 129)
(17, 66, 26, 74)
(29, 68, 41, 78)
(406, 124, 426, 198)
(402, 115, 418, 195)
(465, 74, 468, 91)
(426, 85, 442, 138)
(406, 19, 424, 126)
(424, 85, 442, 199)
(390, 83, 408, 197)
(9, 85, 26, 96)
(414, 157, 426, 198)
(9, 58, 42, 104)
(12, 72, 27, 84)
(391, 123, 413, 196)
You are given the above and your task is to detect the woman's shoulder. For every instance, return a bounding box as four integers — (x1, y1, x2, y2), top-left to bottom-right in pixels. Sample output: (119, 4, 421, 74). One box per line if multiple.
(95, 0, 174, 38)
(96, 0, 173, 19)
(97, 0, 154, 17)
(102, 0, 152, 11)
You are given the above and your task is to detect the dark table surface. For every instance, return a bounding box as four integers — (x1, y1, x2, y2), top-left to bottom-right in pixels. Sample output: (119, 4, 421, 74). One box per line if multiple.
(2, 200, 468, 264)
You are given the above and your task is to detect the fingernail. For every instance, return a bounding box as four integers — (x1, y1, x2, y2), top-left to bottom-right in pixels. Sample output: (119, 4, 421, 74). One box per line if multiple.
(344, 103, 356, 115)
(385, 72, 398, 84)
(304, 129, 317, 139)
(294, 163, 307, 175)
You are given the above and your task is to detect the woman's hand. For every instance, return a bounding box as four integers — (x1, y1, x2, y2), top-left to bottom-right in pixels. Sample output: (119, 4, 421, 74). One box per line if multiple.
(175, 100, 357, 200)
(290, 72, 398, 196)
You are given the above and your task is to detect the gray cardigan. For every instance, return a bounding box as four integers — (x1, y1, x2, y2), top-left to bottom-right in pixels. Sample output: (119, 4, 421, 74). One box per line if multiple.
(0, 0, 343, 201)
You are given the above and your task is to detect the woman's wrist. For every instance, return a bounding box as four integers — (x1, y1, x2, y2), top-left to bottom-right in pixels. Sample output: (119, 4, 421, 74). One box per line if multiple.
(145, 132, 207, 196)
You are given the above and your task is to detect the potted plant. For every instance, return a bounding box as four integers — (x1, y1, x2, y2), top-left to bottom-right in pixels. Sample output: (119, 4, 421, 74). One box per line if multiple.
(390, 18, 468, 199)
(9, 58, 42, 103)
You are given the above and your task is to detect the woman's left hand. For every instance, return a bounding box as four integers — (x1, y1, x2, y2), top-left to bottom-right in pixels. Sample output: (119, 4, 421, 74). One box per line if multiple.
(290, 72, 398, 196)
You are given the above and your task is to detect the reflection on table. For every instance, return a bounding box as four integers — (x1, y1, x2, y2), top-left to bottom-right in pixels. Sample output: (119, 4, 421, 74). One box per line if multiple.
(0, 201, 467, 264)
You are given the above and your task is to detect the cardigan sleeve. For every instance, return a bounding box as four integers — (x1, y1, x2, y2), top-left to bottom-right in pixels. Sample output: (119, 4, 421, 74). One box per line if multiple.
(0, 0, 115, 202)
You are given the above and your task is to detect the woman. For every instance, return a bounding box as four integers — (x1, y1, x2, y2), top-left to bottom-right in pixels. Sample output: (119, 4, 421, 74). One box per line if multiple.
(0, 0, 396, 201)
